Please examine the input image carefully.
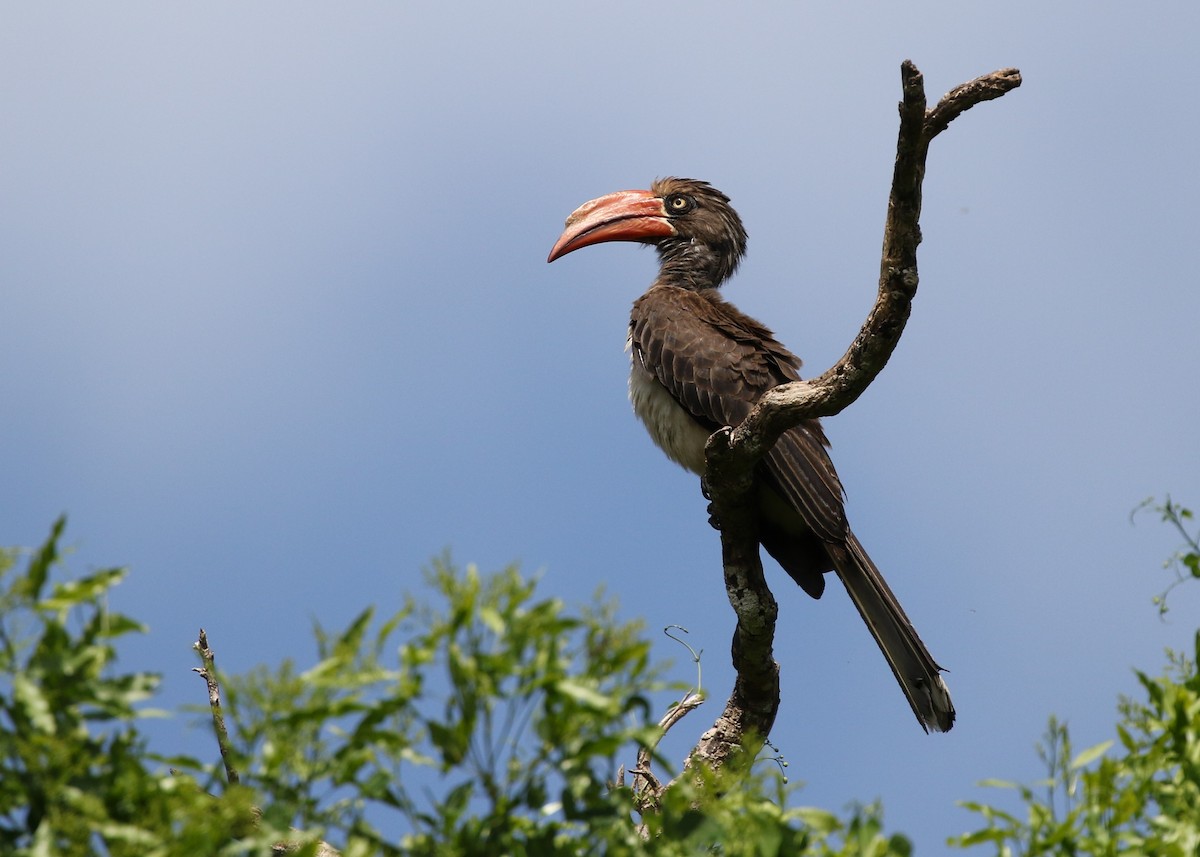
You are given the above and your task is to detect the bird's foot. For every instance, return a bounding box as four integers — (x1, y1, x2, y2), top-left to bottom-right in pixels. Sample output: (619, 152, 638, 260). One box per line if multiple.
(700, 476, 723, 528)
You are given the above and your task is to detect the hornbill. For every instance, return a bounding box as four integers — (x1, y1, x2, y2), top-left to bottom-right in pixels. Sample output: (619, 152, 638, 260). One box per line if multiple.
(547, 177, 955, 733)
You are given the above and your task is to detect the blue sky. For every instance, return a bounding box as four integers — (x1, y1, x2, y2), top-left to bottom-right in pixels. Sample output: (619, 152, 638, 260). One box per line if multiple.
(3, 2, 1198, 852)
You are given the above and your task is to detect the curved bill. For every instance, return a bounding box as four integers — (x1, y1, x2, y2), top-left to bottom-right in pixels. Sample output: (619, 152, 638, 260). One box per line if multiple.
(547, 189, 675, 262)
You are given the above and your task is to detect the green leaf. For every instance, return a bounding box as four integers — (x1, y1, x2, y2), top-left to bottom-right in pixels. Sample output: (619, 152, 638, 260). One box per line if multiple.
(13, 673, 55, 733)
(478, 606, 505, 635)
(40, 566, 126, 613)
(336, 606, 375, 655)
(1070, 739, 1113, 770)
(553, 679, 611, 711)
(1184, 552, 1199, 577)
(19, 516, 66, 601)
(428, 720, 468, 766)
(976, 778, 1020, 790)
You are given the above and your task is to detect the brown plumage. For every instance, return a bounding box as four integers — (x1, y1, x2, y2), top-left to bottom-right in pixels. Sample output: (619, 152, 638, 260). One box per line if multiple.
(548, 177, 955, 733)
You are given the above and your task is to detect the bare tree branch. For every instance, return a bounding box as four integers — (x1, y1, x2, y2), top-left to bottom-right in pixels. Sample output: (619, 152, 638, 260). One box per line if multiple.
(192, 627, 239, 786)
(632, 690, 706, 810)
(194, 629, 342, 856)
(677, 61, 1021, 780)
(925, 67, 1022, 139)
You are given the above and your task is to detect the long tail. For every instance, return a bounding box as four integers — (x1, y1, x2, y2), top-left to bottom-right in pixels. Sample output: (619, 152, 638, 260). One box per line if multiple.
(826, 531, 955, 732)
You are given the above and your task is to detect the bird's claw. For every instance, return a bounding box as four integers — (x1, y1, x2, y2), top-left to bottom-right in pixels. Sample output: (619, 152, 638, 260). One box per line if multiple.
(706, 501, 723, 531)
(701, 476, 723, 528)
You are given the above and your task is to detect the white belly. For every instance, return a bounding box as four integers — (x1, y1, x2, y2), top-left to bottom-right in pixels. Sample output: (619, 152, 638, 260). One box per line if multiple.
(628, 359, 712, 475)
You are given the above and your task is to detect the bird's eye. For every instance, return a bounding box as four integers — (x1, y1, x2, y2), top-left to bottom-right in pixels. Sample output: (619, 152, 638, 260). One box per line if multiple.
(665, 193, 694, 214)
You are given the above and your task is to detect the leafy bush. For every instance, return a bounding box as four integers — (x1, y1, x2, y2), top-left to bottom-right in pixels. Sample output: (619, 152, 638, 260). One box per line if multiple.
(0, 517, 256, 855)
(0, 521, 907, 856)
(4, 501, 1197, 855)
(954, 500, 1200, 856)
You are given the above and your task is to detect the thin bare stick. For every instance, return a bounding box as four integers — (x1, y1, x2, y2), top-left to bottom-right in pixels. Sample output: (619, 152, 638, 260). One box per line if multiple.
(193, 628, 239, 785)
(633, 691, 706, 809)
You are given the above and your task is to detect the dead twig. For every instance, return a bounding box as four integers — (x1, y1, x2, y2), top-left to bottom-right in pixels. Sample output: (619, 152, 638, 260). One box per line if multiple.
(632, 691, 706, 811)
(192, 628, 239, 786)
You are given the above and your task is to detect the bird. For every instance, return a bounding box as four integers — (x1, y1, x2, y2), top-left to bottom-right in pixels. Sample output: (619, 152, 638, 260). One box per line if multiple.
(547, 177, 955, 733)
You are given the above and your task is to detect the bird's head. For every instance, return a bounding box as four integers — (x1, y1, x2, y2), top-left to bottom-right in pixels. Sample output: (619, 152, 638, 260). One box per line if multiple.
(547, 177, 748, 290)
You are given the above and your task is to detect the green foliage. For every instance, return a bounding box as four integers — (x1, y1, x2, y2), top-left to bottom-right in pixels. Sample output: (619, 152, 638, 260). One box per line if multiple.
(1136, 497, 1200, 617)
(218, 558, 665, 852)
(629, 756, 912, 857)
(220, 558, 908, 855)
(954, 499, 1200, 856)
(7, 498, 1199, 855)
(0, 517, 257, 855)
(0, 524, 909, 856)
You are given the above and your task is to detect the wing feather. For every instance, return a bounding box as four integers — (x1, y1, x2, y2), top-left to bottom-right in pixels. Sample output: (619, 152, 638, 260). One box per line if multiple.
(630, 285, 846, 541)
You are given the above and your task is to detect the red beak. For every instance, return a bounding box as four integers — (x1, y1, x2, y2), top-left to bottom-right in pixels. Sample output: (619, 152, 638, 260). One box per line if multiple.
(547, 189, 676, 263)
